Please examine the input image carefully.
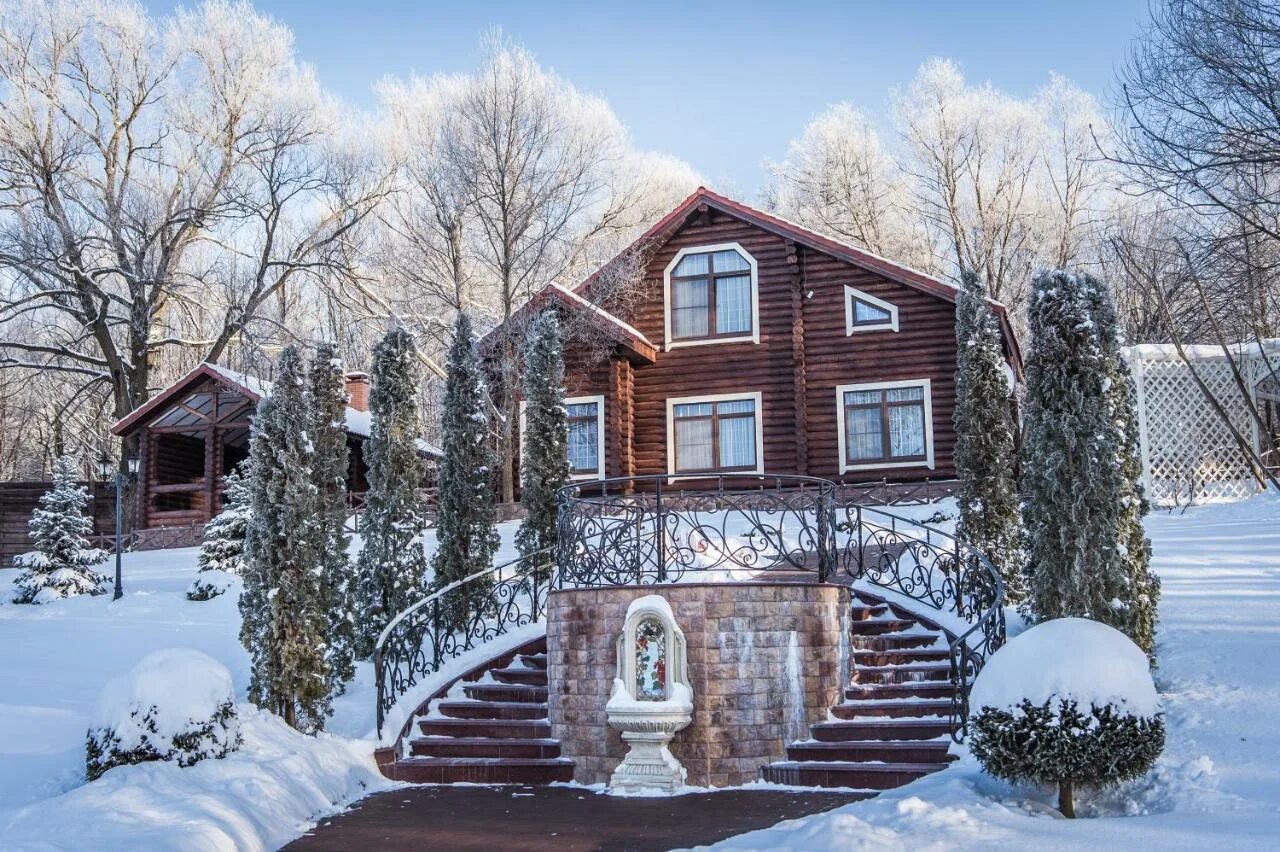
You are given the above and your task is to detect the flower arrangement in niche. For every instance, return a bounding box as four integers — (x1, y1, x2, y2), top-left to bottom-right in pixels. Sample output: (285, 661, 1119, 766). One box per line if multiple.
(635, 616, 667, 700)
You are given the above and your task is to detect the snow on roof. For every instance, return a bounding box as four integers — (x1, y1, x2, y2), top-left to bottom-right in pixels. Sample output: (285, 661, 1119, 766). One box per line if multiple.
(550, 283, 653, 347)
(1126, 339, 1280, 361)
(205, 364, 371, 437)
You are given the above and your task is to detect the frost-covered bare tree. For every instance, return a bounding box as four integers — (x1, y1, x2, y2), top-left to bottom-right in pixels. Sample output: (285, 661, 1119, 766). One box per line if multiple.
(0, 0, 386, 471)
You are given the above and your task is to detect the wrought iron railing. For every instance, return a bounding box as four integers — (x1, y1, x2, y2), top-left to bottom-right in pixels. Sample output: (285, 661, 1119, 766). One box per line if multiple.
(555, 474, 839, 586)
(373, 549, 551, 738)
(839, 505, 1006, 739)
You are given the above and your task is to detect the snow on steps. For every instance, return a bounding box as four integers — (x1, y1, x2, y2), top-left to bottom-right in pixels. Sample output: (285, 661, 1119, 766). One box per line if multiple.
(375, 635, 574, 785)
(761, 590, 960, 791)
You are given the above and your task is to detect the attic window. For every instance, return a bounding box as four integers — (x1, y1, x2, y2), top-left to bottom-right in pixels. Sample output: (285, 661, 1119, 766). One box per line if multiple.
(663, 243, 759, 348)
(844, 286, 899, 334)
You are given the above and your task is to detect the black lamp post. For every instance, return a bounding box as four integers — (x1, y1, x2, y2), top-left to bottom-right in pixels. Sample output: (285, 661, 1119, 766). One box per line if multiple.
(98, 451, 140, 601)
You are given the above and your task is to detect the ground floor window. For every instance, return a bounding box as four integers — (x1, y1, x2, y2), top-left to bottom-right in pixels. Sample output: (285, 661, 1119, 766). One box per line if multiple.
(565, 396, 605, 479)
(836, 379, 934, 473)
(667, 392, 763, 476)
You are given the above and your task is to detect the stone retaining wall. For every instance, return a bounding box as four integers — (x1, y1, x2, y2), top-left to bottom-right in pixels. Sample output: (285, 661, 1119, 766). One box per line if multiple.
(547, 582, 849, 787)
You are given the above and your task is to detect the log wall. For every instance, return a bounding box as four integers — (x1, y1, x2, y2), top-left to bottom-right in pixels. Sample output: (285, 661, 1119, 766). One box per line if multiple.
(0, 481, 115, 568)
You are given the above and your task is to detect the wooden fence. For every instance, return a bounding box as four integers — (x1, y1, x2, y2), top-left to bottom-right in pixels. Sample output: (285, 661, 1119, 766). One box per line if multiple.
(0, 480, 116, 569)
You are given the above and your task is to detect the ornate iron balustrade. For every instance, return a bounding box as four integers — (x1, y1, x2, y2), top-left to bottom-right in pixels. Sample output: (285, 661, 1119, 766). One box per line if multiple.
(373, 549, 551, 738)
(555, 474, 839, 586)
(839, 505, 1006, 739)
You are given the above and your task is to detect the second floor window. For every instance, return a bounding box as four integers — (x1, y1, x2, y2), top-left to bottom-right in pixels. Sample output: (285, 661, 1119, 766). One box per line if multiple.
(669, 247, 754, 342)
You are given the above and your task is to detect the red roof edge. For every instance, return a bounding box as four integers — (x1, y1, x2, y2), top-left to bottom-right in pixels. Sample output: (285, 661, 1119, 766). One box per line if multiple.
(110, 363, 263, 437)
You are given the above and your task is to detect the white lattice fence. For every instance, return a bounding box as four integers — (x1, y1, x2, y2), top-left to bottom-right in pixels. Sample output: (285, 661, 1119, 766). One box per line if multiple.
(1128, 346, 1269, 506)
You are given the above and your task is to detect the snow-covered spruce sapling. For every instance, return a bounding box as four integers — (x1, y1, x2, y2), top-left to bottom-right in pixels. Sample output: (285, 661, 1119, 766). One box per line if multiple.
(85, 649, 241, 781)
(353, 328, 430, 657)
(431, 312, 500, 630)
(515, 311, 570, 577)
(953, 270, 1024, 602)
(12, 455, 108, 604)
(188, 465, 251, 601)
(968, 618, 1164, 818)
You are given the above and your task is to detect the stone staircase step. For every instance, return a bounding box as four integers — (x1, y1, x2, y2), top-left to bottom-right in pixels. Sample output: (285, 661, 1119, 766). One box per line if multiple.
(852, 662, 953, 684)
(785, 740, 956, 764)
(490, 667, 548, 686)
(461, 683, 549, 703)
(846, 681, 956, 701)
(811, 718, 954, 742)
(418, 717, 551, 739)
(761, 761, 946, 790)
(847, 619, 918, 636)
(518, 653, 548, 670)
(849, 603, 889, 621)
(830, 699, 953, 720)
(853, 648, 950, 667)
(436, 699, 549, 721)
(849, 633, 941, 651)
(409, 737, 562, 759)
(387, 756, 575, 785)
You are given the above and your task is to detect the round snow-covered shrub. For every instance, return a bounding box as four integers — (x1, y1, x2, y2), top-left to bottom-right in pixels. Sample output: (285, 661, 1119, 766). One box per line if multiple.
(186, 568, 237, 602)
(86, 649, 242, 781)
(968, 618, 1164, 818)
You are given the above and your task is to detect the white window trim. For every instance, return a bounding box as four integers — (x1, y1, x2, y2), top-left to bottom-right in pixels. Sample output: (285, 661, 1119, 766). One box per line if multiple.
(844, 285, 900, 334)
(835, 379, 934, 474)
(519, 394, 606, 482)
(665, 390, 764, 480)
(663, 242, 760, 351)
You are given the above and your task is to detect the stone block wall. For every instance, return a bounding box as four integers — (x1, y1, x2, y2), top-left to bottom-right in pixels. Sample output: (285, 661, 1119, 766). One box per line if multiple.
(546, 582, 850, 787)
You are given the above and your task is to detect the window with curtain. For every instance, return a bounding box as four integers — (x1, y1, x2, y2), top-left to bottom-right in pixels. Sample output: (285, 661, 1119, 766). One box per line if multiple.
(565, 400, 601, 475)
(842, 384, 928, 466)
(672, 396, 758, 473)
(670, 247, 754, 342)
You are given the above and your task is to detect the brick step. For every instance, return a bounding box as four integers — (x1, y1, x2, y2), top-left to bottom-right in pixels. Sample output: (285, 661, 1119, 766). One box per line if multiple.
(846, 681, 957, 701)
(785, 740, 956, 764)
(847, 619, 918, 636)
(435, 699, 549, 721)
(852, 662, 953, 684)
(830, 699, 953, 720)
(462, 683, 549, 703)
(490, 667, 548, 686)
(419, 717, 551, 739)
(853, 648, 950, 668)
(849, 604, 889, 621)
(811, 718, 954, 742)
(386, 756, 574, 785)
(849, 633, 942, 652)
(409, 737, 562, 759)
(518, 653, 548, 670)
(761, 760, 947, 790)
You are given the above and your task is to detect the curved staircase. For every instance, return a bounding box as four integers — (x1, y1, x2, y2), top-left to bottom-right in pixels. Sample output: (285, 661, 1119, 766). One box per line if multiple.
(377, 635, 575, 784)
(762, 590, 959, 791)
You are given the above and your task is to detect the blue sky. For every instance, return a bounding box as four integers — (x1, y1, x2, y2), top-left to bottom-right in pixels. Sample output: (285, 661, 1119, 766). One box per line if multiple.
(148, 0, 1151, 196)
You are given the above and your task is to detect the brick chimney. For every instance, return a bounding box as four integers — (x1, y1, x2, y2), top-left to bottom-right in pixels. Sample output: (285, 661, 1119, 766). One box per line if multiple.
(344, 371, 370, 412)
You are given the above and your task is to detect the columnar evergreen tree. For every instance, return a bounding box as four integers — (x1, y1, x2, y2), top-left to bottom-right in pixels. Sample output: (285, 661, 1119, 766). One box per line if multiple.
(11, 455, 107, 604)
(1021, 270, 1158, 657)
(239, 346, 331, 732)
(188, 465, 251, 601)
(953, 271, 1024, 602)
(1089, 282, 1160, 658)
(353, 328, 429, 657)
(515, 312, 570, 572)
(431, 313, 500, 614)
(308, 344, 356, 692)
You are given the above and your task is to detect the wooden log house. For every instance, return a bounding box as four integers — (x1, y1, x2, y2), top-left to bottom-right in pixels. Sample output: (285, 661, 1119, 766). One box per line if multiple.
(487, 187, 1022, 490)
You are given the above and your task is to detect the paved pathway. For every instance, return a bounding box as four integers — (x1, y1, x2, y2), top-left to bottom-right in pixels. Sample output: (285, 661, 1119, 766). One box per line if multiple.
(287, 784, 859, 851)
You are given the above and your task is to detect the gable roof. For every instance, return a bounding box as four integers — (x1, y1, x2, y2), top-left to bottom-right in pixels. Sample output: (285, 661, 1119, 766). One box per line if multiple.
(110, 362, 444, 456)
(477, 283, 658, 364)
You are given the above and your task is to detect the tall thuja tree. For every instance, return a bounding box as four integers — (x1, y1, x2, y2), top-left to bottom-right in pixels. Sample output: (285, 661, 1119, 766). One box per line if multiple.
(354, 328, 429, 657)
(11, 455, 107, 604)
(515, 312, 570, 573)
(1088, 278, 1160, 659)
(308, 345, 356, 692)
(240, 346, 330, 732)
(1021, 271, 1130, 635)
(432, 313, 500, 617)
(953, 271, 1024, 602)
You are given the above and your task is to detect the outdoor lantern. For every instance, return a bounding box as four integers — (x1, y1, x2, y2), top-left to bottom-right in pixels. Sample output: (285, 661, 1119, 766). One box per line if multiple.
(126, 453, 141, 477)
(97, 451, 113, 481)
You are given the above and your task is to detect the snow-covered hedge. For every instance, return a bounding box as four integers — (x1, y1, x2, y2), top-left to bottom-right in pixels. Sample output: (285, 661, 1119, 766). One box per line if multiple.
(968, 618, 1164, 818)
(86, 650, 242, 781)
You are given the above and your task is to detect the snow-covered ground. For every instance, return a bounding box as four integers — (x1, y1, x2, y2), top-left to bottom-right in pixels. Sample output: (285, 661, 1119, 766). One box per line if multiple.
(705, 493, 1280, 851)
(0, 522, 523, 850)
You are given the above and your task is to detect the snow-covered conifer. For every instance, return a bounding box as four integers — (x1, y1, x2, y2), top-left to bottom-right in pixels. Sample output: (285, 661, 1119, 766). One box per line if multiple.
(187, 465, 251, 601)
(309, 344, 356, 693)
(515, 312, 569, 573)
(431, 313, 500, 621)
(12, 455, 108, 604)
(353, 328, 429, 657)
(239, 346, 330, 732)
(953, 270, 1024, 602)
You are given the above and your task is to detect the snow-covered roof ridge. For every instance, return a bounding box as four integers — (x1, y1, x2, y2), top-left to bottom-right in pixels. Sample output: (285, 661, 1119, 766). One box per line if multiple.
(550, 283, 654, 347)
